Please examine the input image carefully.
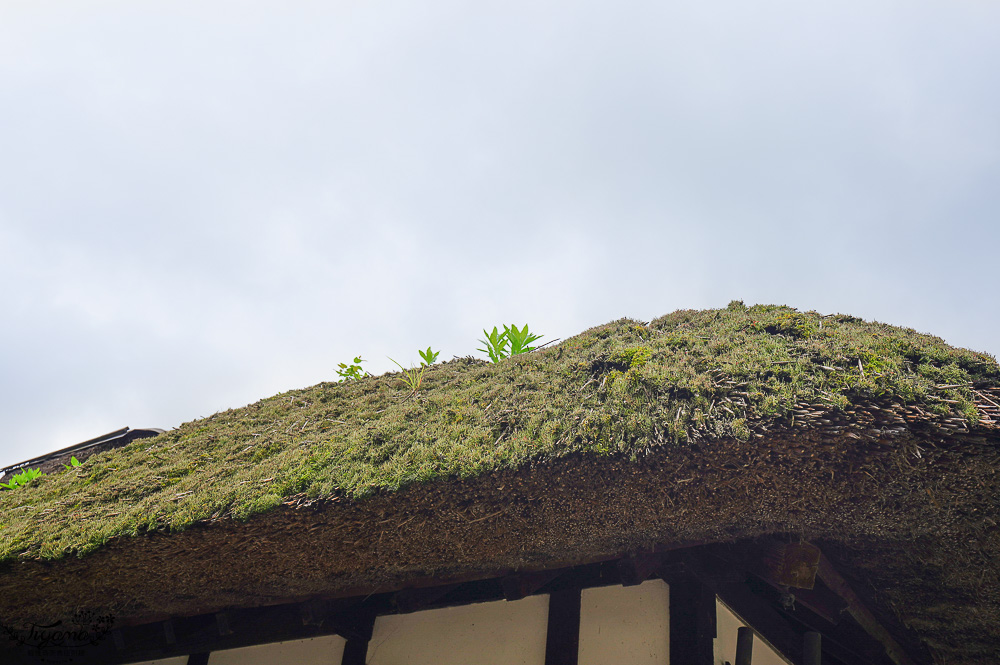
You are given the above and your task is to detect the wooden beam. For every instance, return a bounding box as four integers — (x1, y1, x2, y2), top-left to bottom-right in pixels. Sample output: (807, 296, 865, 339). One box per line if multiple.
(215, 612, 233, 636)
(341, 637, 368, 665)
(687, 563, 802, 665)
(163, 620, 176, 645)
(664, 570, 716, 665)
(39, 597, 380, 665)
(804, 632, 822, 665)
(502, 569, 563, 601)
(300, 599, 326, 627)
(704, 566, 884, 665)
(787, 583, 849, 625)
(394, 583, 463, 614)
(617, 553, 664, 586)
(341, 613, 375, 665)
(545, 587, 581, 665)
(817, 554, 917, 665)
(704, 545, 893, 664)
(776, 596, 889, 665)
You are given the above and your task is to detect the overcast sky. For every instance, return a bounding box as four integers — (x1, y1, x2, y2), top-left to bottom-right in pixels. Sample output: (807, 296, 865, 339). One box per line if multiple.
(2, 1, 998, 467)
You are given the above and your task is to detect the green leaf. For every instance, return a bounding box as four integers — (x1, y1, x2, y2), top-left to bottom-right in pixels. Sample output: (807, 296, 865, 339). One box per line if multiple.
(3, 467, 43, 490)
(418, 347, 440, 366)
(335, 356, 368, 382)
(506, 324, 543, 356)
(477, 326, 511, 363)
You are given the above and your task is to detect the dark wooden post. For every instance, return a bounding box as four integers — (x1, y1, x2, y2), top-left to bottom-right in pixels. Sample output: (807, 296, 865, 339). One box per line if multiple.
(341, 613, 376, 665)
(735, 626, 753, 665)
(804, 632, 822, 665)
(668, 574, 716, 665)
(545, 587, 582, 665)
(341, 638, 369, 665)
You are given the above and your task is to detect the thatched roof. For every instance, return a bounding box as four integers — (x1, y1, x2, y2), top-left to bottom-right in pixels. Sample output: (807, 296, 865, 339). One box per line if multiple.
(1, 304, 998, 663)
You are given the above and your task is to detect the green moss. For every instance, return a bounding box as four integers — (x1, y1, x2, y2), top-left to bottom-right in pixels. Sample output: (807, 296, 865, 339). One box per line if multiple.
(730, 418, 751, 442)
(613, 346, 653, 369)
(960, 401, 980, 427)
(1, 305, 997, 563)
(767, 310, 818, 339)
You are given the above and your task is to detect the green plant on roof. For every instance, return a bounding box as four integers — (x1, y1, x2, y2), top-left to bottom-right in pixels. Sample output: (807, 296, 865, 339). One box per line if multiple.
(478, 327, 509, 362)
(0, 467, 43, 491)
(478, 324, 543, 363)
(335, 356, 369, 382)
(63, 456, 81, 471)
(389, 346, 440, 393)
(418, 346, 440, 366)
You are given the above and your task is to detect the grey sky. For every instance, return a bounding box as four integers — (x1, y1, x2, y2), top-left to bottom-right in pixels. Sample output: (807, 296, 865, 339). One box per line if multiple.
(2, 1, 998, 466)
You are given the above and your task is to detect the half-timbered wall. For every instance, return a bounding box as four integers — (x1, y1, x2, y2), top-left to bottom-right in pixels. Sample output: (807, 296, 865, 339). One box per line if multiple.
(126, 579, 798, 665)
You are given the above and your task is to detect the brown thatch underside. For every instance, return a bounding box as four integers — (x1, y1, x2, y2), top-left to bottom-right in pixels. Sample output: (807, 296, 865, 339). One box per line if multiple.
(2, 425, 997, 664)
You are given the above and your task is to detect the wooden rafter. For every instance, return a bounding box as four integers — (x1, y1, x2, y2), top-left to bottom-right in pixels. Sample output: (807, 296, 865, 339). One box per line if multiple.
(817, 554, 917, 665)
(689, 548, 892, 665)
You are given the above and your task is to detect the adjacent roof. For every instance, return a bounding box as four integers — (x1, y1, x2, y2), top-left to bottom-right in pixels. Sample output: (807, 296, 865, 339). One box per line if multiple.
(0, 427, 163, 482)
(1, 304, 998, 663)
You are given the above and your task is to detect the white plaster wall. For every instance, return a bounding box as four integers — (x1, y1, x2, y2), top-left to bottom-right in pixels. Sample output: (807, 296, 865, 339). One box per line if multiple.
(208, 634, 346, 664)
(714, 598, 793, 665)
(578, 579, 670, 665)
(129, 580, 799, 665)
(366, 594, 549, 665)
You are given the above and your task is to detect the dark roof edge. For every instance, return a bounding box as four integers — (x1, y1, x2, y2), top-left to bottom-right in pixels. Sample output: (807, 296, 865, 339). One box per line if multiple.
(1, 427, 164, 477)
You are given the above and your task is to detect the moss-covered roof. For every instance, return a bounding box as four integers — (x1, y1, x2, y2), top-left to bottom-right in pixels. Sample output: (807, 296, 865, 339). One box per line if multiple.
(1, 304, 998, 663)
(3, 303, 996, 562)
